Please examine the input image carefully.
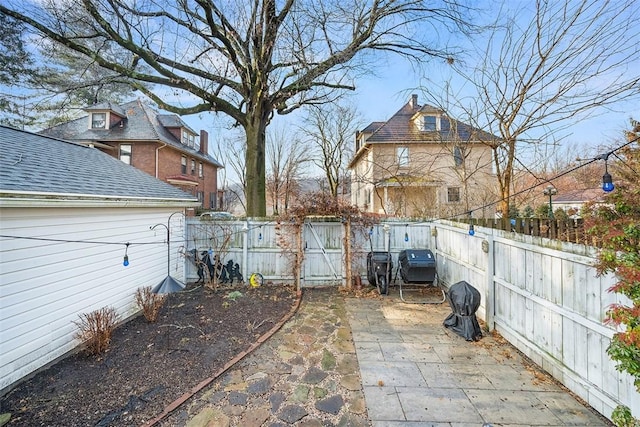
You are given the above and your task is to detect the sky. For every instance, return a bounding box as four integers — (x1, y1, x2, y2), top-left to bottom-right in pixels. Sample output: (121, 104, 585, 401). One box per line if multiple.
(175, 0, 640, 186)
(181, 52, 639, 185)
(7, 0, 639, 186)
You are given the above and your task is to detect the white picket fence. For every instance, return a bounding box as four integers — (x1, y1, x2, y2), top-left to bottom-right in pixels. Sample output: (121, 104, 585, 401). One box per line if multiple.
(183, 216, 638, 421)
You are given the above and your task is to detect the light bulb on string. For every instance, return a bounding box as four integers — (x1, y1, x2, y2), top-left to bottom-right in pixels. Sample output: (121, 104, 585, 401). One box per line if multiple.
(467, 211, 475, 236)
(123, 243, 130, 267)
(601, 154, 615, 193)
(602, 171, 614, 192)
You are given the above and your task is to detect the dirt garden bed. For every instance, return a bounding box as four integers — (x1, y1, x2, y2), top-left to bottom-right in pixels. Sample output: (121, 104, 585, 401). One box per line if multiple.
(0, 283, 298, 427)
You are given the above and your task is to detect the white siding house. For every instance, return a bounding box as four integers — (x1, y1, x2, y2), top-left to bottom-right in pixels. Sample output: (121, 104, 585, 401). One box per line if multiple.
(0, 126, 200, 393)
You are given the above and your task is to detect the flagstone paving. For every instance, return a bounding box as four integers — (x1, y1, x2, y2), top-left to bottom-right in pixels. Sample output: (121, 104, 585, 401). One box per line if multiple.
(174, 286, 611, 427)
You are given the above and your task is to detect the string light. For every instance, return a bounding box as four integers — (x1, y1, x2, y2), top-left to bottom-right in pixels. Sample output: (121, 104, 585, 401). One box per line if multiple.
(602, 156, 615, 192)
(468, 224, 475, 236)
(123, 242, 130, 267)
(404, 224, 409, 242)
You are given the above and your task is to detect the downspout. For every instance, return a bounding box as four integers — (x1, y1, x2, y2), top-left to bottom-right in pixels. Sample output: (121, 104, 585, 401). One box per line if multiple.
(155, 143, 167, 178)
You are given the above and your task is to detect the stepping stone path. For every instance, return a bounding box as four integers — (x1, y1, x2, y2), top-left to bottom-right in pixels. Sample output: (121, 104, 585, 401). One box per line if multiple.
(173, 288, 369, 427)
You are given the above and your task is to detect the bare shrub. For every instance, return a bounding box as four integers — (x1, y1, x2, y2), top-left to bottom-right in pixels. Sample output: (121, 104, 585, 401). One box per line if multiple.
(135, 286, 167, 322)
(74, 307, 119, 355)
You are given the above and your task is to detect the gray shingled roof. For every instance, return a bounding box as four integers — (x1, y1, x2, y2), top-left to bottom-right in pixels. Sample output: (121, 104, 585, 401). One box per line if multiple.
(84, 102, 127, 117)
(40, 99, 223, 168)
(0, 125, 199, 202)
(364, 98, 499, 143)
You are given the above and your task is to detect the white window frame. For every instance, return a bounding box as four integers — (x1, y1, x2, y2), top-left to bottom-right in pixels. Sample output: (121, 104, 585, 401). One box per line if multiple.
(181, 156, 187, 174)
(182, 129, 196, 148)
(119, 144, 132, 165)
(91, 112, 107, 129)
(447, 187, 461, 203)
(422, 115, 438, 131)
(397, 146, 409, 167)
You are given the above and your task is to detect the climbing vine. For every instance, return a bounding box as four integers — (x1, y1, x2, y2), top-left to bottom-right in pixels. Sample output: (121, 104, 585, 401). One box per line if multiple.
(583, 120, 640, 424)
(275, 191, 379, 291)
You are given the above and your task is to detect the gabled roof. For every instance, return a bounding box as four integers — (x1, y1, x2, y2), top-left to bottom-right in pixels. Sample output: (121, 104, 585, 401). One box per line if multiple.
(363, 95, 498, 144)
(39, 99, 222, 168)
(0, 125, 200, 205)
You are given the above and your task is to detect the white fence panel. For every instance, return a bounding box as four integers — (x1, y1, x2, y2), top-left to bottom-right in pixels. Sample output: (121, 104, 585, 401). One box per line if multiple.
(433, 220, 638, 421)
(182, 217, 639, 421)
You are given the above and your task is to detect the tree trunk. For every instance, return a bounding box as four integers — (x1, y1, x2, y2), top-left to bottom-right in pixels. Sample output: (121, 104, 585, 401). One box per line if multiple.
(244, 112, 268, 217)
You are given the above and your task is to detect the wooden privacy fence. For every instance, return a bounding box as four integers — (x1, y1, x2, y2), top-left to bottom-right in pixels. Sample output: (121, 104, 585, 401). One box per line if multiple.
(180, 216, 637, 422)
(434, 220, 637, 421)
(183, 218, 434, 288)
(463, 217, 586, 243)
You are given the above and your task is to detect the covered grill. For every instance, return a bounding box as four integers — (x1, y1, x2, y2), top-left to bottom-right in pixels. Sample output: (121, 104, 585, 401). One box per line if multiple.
(397, 248, 444, 304)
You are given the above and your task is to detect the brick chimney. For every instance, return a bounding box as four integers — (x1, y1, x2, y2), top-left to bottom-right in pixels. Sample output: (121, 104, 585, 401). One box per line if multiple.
(409, 94, 418, 110)
(199, 130, 208, 156)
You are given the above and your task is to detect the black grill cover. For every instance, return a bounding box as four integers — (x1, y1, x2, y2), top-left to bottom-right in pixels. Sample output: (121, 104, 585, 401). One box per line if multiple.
(443, 281, 482, 341)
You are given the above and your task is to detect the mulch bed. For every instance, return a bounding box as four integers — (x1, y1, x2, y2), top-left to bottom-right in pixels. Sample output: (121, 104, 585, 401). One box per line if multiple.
(0, 283, 298, 427)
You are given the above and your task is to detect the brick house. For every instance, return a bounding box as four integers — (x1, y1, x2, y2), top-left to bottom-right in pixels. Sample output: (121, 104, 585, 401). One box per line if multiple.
(40, 100, 223, 212)
(349, 94, 497, 218)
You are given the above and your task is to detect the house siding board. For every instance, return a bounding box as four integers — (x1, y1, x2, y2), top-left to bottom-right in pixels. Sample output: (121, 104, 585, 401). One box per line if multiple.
(0, 206, 184, 392)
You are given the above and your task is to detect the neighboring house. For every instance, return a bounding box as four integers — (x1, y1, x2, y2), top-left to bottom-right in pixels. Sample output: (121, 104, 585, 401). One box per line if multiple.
(349, 94, 497, 218)
(40, 99, 223, 212)
(552, 188, 605, 218)
(0, 126, 200, 393)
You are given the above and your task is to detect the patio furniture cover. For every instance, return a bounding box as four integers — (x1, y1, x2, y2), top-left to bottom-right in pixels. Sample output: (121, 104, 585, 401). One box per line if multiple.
(443, 280, 483, 341)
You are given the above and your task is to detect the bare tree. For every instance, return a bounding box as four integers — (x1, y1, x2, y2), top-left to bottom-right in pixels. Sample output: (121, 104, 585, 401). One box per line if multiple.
(1, 0, 472, 216)
(266, 125, 309, 215)
(425, 0, 640, 216)
(301, 102, 360, 198)
(213, 131, 247, 214)
(209, 131, 245, 214)
(0, 14, 39, 128)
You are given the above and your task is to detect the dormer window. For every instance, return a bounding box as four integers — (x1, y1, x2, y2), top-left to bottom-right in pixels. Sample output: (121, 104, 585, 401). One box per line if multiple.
(419, 115, 450, 132)
(91, 112, 107, 129)
(423, 116, 437, 131)
(182, 129, 195, 148)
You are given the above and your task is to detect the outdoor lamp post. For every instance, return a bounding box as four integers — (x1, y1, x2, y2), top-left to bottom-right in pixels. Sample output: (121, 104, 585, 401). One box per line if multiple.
(543, 185, 557, 220)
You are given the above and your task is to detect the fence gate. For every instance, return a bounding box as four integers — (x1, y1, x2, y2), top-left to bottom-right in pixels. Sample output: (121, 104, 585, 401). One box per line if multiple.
(302, 221, 344, 286)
